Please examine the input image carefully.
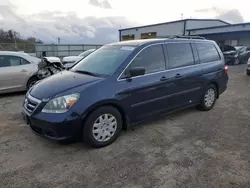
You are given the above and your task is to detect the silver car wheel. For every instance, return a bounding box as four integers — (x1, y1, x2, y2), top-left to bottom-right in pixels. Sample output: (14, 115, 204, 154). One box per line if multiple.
(204, 88, 215, 107)
(92, 114, 117, 142)
(29, 80, 37, 88)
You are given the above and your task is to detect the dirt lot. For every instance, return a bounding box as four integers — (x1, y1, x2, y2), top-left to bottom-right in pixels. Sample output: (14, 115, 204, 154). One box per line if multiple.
(0, 65, 250, 188)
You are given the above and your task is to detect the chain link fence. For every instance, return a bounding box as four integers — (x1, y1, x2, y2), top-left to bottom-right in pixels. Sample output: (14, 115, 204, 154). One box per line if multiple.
(0, 43, 103, 59)
(0, 42, 36, 53)
(35, 44, 103, 59)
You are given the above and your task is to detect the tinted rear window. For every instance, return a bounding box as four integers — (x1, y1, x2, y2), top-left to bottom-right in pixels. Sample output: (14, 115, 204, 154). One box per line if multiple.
(196, 43, 221, 63)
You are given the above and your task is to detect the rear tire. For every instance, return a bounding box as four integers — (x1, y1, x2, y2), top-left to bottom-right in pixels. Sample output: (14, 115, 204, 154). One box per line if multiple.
(27, 77, 39, 90)
(198, 85, 217, 111)
(83, 106, 122, 148)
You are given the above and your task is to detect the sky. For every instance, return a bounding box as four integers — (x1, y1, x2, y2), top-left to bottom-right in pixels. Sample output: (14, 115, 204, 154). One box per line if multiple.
(0, 0, 249, 44)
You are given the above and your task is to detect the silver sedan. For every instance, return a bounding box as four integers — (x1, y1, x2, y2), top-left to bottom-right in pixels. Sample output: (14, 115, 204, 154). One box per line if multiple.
(0, 51, 40, 94)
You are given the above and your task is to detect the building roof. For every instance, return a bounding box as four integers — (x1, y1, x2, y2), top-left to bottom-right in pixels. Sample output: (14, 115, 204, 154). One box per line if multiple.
(119, 19, 230, 31)
(187, 22, 250, 31)
(187, 22, 250, 36)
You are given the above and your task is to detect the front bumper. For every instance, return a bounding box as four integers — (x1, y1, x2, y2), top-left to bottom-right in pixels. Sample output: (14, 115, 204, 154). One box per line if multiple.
(22, 95, 82, 141)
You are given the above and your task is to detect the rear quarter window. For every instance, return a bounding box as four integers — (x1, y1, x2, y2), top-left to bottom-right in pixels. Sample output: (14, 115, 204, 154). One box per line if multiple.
(195, 43, 221, 63)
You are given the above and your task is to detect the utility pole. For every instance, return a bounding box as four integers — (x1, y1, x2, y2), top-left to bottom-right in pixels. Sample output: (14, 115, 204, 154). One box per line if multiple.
(181, 13, 183, 20)
(58, 37, 60, 44)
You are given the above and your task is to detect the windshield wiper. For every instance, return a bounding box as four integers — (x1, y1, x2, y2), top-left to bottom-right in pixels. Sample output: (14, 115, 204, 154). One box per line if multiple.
(73, 70, 99, 77)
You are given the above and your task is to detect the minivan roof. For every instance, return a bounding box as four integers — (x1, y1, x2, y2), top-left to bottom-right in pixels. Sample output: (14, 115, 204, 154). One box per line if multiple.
(109, 38, 213, 47)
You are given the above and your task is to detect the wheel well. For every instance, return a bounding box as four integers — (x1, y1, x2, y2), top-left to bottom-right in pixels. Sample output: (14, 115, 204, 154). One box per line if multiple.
(82, 103, 128, 130)
(26, 75, 39, 88)
(210, 81, 219, 98)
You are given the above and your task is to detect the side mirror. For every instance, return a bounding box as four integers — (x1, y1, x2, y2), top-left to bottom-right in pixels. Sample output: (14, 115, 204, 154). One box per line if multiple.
(128, 67, 145, 78)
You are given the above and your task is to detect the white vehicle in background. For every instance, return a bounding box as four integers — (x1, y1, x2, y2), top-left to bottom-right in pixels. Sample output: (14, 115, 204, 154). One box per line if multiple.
(0, 51, 41, 94)
(62, 49, 96, 68)
(37, 56, 65, 80)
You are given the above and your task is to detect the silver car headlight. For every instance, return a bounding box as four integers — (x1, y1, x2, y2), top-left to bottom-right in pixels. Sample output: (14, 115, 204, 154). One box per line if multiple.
(42, 93, 80, 113)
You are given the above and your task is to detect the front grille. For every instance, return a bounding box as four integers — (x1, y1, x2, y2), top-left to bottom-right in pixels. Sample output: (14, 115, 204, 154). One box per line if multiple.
(24, 94, 41, 114)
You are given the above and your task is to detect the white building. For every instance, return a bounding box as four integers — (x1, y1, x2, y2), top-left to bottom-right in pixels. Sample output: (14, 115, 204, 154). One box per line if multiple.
(119, 19, 250, 46)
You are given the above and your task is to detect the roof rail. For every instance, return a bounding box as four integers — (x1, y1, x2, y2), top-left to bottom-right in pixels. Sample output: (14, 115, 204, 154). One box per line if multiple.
(168, 35, 205, 40)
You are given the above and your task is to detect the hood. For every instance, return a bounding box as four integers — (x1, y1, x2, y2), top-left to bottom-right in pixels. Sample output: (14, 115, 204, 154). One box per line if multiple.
(222, 45, 236, 52)
(30, 70, 102, 99)
(223, 50, 237, 55)
(43, 56, 61, 63)
(63, 56, 81, 62)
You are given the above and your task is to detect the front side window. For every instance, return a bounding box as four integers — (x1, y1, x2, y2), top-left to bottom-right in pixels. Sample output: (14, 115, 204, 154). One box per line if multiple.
(21, 58, 30, 65)
(71, 45, 134, 76)
(126, 44, 165, 76)
(0, 55, 23, 67)
(196, 43, 221, 63)
(167, 43, 194, 69)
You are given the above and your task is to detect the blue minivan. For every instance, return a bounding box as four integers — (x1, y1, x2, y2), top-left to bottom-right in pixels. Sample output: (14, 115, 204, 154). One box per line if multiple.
(22, 36, 228, 148)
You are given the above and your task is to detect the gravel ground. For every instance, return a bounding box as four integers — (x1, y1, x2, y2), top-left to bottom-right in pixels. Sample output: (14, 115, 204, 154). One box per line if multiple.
(0, 65, 250, 188)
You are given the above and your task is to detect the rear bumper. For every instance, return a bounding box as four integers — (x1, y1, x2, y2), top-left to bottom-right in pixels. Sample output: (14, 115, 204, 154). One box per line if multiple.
(218, 72, 228, 96)
(219, 85, 227, 95)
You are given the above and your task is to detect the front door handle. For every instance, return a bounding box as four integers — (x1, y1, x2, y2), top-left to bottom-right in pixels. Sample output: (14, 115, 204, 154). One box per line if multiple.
(160, 76, 169, 81)
(175, 73, 182, 78)
(21, 69, 28, 72)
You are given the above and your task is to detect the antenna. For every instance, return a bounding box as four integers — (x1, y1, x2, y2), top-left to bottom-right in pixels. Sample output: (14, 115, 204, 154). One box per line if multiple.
(181, 13, 183, 20)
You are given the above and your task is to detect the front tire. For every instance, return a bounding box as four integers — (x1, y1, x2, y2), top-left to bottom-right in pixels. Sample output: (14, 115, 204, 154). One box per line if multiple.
(198, 85, 217, 111)
(83, 106, 122, 148)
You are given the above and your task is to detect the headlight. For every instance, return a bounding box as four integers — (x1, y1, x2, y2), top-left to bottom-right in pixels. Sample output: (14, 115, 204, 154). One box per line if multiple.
(42, 93, 79, 113)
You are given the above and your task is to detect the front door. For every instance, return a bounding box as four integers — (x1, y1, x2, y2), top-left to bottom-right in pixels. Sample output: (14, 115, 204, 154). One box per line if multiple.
(117, 44, 173, 122)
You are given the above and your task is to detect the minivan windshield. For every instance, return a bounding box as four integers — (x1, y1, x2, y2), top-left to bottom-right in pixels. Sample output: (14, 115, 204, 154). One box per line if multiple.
(79, 49, 95, 57)
(71, 45, 134, 77)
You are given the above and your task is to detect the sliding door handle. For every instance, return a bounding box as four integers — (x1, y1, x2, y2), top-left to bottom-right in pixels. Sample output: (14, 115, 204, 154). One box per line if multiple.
(175, 73, 182, 78)
(160, 76, 169, 81)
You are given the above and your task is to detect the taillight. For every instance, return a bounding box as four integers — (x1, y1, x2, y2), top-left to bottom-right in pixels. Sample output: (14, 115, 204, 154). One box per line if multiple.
(224, 65, 228, 73)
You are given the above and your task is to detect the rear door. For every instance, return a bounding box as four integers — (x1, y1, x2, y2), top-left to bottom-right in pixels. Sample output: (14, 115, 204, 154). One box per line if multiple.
(117, 44, 174, 122)
(164, 42, 203, 109)
(0, 55, 31, 92)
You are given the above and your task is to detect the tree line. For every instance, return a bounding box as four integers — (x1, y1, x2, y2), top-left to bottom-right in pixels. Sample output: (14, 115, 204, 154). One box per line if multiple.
(0, 29, 43, 44)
